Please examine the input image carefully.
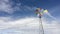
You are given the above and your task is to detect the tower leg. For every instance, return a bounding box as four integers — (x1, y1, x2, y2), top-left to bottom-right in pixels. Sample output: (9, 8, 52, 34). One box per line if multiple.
(39, 18, 44, 34)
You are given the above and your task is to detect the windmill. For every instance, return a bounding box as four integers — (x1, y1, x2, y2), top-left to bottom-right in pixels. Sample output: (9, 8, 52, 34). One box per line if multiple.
(35, 8, 48, 34)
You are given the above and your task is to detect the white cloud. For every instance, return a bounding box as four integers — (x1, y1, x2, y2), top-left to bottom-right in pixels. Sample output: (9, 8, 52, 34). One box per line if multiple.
(0, 17, 60, 34)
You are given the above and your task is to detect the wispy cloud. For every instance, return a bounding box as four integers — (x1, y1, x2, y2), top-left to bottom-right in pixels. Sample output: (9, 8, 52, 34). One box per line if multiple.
(45, 12, 56, 20)
(0, 0, 36, 14)
(48, 5, 60, 18)
(0, 0, 14, 14)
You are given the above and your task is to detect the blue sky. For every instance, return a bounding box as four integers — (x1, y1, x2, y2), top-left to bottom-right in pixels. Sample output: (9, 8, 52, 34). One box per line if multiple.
(0, 0, 60, 19)
(0, 0, 60, 34)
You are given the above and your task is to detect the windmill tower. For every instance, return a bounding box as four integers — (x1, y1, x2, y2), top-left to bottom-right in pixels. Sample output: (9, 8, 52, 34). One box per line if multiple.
(35, 8, 44, 34)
